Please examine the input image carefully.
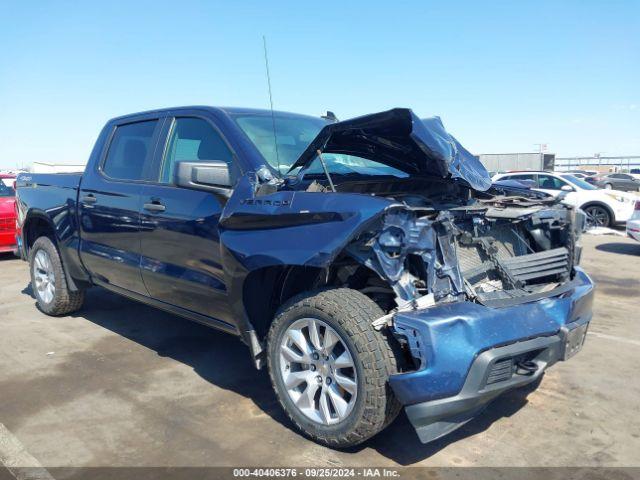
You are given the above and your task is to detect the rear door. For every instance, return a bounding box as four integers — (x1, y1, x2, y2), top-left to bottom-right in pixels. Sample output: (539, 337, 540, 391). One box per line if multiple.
(138, 114, 238, 326)
(78, 117, 163, 295)
(617, 174, 638, 191)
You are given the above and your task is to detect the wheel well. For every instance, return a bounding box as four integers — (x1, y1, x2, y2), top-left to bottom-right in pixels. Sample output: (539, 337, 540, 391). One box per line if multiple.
(243, 265, 325, 340)
(242, 255, 396, 342)
(581, 202, 614, 221)
(24, 216, 56, 253)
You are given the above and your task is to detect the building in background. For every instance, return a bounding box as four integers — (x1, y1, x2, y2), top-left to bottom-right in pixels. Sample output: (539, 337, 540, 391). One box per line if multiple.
(476, 153, 555, 173)
(554, 156, 640, 173)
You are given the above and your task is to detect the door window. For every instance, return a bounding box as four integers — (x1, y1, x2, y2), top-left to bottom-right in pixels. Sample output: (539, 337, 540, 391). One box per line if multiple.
(506, 174, 536, 181)
(102, 120, 158, 181)
(537, 174, 568, 190)
(160, 118, 234, 184)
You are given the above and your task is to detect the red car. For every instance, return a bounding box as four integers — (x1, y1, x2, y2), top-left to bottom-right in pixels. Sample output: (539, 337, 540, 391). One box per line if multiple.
(0, 176, 17, 254)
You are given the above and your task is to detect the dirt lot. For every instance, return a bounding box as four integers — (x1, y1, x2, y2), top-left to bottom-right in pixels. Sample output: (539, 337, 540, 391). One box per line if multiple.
(1, 233, 639, 468)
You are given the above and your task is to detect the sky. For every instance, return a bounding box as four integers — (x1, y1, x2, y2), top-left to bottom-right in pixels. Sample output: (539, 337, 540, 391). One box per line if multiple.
(0, 0, 638, 168)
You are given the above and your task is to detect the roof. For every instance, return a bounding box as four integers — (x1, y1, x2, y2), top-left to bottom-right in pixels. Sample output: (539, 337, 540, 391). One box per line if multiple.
(108, 106, 321, 123)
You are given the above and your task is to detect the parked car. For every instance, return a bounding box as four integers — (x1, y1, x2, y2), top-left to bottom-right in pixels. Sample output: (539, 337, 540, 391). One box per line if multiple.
(567, 169, 598, 178)
(0, 173, 16, 188)
(493, 171, 636, 227)
(0, 181, 17, 254)
(16, 107, 594, 447)
(627, 168, 640, 181)
(626, 201, 640, 242)
(589, 173, 640, 191)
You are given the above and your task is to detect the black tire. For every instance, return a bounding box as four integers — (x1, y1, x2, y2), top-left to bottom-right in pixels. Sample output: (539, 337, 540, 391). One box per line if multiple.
(267, 288, 401, 448)
(29, 236, 85, 315)
(583, 204, 612, 228)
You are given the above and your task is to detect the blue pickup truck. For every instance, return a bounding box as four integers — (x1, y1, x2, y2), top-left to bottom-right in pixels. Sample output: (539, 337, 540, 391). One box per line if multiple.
(15, 107, 594, 447)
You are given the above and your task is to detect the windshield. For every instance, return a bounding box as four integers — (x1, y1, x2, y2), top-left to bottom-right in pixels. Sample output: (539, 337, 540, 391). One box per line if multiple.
(561, 174, 598, 190)
(233, 113, 407, 178)
(0, 182, 15, 197)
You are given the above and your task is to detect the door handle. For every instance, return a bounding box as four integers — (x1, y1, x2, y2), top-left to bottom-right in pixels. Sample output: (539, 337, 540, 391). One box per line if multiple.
(143, 202, 166, 213)
(81, 194, 97, 204)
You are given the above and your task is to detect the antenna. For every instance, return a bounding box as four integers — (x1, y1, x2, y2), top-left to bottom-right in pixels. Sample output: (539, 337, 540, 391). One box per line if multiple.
(262, 35, 281, 174)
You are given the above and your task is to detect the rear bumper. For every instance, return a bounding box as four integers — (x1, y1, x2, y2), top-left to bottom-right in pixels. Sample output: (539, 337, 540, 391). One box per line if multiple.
(389, 267, 594, 443)
(0, 230, 16, 254)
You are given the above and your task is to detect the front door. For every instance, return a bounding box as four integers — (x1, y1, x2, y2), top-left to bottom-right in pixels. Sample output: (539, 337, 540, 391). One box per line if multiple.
(138, 116, 237, 325)
(79, 118, 163, 295)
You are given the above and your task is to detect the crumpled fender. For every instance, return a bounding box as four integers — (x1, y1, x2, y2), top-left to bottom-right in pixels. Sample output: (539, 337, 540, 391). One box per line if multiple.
(218, 173, 394, 344)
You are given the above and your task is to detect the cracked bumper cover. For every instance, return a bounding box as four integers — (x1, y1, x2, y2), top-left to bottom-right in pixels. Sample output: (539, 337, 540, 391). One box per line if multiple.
(388, 267, 595, 443)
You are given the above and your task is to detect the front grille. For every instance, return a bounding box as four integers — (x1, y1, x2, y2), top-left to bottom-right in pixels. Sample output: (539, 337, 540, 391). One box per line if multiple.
(486, 358, 514, 385)
(0, 217, 14, 232)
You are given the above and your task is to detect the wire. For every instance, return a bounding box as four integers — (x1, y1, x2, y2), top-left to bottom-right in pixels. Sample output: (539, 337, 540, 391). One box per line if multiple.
(262, 36, 281, 175)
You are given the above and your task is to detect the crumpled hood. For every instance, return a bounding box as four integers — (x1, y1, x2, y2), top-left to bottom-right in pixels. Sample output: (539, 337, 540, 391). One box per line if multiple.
(288, 108, 492, 191)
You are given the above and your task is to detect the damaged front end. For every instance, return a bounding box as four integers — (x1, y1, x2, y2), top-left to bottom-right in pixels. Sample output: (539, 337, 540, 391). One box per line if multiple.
(221, 108, 595, 443)
(339, 194, 593, 443)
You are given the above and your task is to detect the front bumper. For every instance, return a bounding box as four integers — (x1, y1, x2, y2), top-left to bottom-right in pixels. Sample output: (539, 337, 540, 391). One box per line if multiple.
(389, 267, 594, 443)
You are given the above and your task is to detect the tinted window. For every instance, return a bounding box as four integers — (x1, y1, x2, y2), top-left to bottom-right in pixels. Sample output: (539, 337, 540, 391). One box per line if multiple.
(537, 174, 568, 190)
(161, 118, 234, 183)
(619, 174, 632, 180)
(505, 174, 536, 181)
(103, 120, 158, 181)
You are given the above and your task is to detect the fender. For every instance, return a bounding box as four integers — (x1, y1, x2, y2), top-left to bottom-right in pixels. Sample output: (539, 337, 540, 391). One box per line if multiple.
(218, 173, 394, 357)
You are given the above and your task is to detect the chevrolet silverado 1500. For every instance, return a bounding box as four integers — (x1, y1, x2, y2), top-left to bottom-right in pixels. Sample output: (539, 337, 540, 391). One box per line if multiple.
(16, 107, 594, 447)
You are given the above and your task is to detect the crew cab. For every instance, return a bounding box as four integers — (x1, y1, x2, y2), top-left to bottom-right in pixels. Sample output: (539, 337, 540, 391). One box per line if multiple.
(16, 107, 594, 447)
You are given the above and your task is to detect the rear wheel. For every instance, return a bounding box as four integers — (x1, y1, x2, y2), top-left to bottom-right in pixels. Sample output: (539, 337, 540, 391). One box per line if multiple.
(604, 183, 613, 190)
(29, 236, 84, 315)
(584, 205, 611, 228)
(267, 288, 400, 448)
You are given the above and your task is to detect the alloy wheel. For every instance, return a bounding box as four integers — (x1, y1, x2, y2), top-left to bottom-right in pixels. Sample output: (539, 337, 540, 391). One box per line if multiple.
(584, 206, 609, 228)
(279, 318, 358, 425)
(33, 249, 55, 304)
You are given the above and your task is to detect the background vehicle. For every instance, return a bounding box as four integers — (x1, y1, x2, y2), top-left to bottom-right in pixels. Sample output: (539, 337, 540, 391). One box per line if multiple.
(566, 170, 597, 179)
(16, 107, 594, 447)
(0, 173, 16, 188)
(629, 168, 640, 181)
(588, 173, 640, 191)
(0, 182, 17, 254)
(626, 201, 640, 242)
(493, 171, 636, 227)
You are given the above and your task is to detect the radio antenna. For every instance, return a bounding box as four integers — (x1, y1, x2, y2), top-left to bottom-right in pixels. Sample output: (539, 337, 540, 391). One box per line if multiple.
(262, 35, 281, 174)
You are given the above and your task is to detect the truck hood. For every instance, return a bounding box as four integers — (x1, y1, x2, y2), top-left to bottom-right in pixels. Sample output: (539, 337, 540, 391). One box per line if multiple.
(288, 108, 492, 192)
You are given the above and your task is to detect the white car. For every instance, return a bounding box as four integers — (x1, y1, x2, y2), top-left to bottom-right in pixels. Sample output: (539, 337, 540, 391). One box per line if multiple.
(493, 171, 637, 228)
(626, 202, 640, 242)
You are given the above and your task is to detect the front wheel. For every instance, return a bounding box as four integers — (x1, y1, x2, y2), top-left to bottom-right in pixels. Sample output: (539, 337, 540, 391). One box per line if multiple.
(604, 183, 613, 190)
(267, 288, 400, 448)
(584, 205, 611, 228)
(29, 236, 85, 315)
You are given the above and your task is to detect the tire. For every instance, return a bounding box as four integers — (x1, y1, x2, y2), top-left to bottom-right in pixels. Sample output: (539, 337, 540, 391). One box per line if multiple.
(267, 288, 401, 448)
(583, 204, 612, 228)
(604, 183, 613, 190)
(29, 236, 85, 315)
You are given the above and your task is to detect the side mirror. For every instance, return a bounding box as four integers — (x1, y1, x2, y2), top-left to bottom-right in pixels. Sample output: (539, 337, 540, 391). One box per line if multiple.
(560, 185, 574, 192)
(175, 161, 232, 195)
